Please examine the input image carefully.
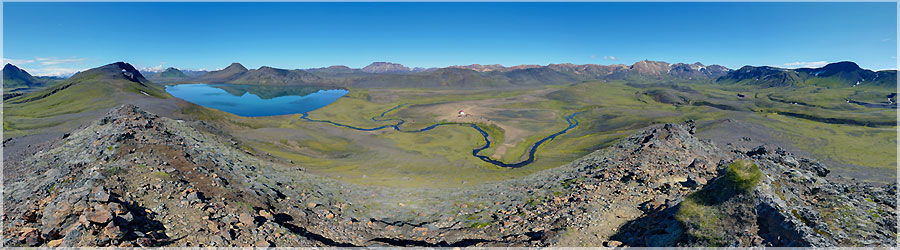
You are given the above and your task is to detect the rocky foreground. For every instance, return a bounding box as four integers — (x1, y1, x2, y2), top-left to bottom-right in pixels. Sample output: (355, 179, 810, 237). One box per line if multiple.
(2, 104, 896, 247)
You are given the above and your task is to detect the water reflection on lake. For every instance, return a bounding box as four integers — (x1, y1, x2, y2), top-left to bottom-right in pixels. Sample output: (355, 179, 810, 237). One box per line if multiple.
(165, 83, 348, 117)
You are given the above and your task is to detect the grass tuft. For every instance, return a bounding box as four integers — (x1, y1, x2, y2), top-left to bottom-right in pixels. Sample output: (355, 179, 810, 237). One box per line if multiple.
(675, 160, 762, 246)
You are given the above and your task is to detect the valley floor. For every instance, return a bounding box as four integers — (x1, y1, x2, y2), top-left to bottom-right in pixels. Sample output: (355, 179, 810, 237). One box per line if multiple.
(2, 79, 896, 247)
(171, 81, 897, 186)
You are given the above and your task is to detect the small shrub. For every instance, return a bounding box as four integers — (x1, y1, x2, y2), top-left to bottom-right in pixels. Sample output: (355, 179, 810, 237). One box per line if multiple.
(104, 165, 124, 176)
(724, 159, 762, 193)
(153, 171, 171, 179)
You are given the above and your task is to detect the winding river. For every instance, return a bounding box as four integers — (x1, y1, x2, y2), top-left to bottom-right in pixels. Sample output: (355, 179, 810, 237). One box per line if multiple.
(166, 84, 583, 168)
(300, 104, 582, 168)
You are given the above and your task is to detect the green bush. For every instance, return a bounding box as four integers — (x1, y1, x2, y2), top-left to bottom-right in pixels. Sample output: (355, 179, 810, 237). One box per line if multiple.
(724, 159, 762, 193)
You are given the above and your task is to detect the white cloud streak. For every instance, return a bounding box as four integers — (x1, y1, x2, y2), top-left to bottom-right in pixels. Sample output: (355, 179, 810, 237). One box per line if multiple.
(34, 57, 86, 65)
(3, 58, 36, 65)
(4, 57, 88, 76)
(783, 61, 829, 68)
(21, 67, 83, 77)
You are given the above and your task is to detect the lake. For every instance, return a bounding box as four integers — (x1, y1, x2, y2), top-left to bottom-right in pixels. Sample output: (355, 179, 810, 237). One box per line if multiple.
(165, 83, 349, 117)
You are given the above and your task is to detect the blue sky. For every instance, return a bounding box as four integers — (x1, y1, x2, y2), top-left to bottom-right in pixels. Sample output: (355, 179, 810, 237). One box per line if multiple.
(3, 2, 897, 76)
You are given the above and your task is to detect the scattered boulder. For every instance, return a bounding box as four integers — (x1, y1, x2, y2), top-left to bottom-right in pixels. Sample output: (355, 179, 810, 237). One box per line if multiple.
(239, 212, 255, 227)
(86, 204, 112, 224)
(186, 192, 202, 203)
(255, 240, 273, 247)
(90, 186, 110, 202)
(259, 210, 274, 220)
(746, 145, 767, 157)
(103, 221, 126, 240)
(604, 240, 623, 247)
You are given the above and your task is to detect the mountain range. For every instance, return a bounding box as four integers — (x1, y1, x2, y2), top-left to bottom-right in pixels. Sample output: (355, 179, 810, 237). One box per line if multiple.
(7, 60, 896, 91)
(194, 63, 324, 86)
(141, 68, 208, 82)
(718, 61, 896, 88)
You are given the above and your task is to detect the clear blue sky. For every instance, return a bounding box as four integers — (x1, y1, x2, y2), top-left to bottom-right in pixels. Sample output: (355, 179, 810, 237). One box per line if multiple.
(3, 2, 897, 76)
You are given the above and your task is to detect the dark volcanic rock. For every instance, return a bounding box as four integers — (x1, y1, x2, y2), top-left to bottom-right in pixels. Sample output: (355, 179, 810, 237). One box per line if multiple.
(86, 204, 113, 224)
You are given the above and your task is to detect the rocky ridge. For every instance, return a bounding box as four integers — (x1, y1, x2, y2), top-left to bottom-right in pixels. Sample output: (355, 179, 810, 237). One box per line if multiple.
(2, 105, 896, 247)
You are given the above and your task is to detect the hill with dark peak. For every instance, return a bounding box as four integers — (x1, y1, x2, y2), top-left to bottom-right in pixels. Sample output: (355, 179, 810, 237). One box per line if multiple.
(361, 62, 411, 74)
(196, 63, 249, 83)
(157, 67, 187, 78)
(3, 63, 41, 89)
(717, 61, 897, 89)
(148, 67, 188, 82)
(71, 62, 150, 85)
(717, 66, 800, 87)
(4, 62, 168, 120)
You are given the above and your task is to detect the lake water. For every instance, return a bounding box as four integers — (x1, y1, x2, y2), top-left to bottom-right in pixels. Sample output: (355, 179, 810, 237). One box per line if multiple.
(165, 83, 349, 117)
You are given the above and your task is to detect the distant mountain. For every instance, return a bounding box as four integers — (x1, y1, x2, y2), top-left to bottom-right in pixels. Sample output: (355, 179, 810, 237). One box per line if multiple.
(196, 63, 249, 83)
(157, 67, 187, 78)
(148, 67, 189, 82)
(307, 65, 358, 74)
(449, 64, 509, 72)
(306, 65, 368, 79)
(498, 67, 579, 85)
(449, 64, 543, 73)
(197, 63, 325, 86)
(361, 62, 411, 74)
(717, 61, 896, 89)
(439, 61, 732, 85)
(411, 67, 437, 73)
(3, 63, 41, 89)
(230, 66, 323, 85)
(348, 67, 508, 88)
(546, 63, 628, 77)
(630, 60, 671, 76)
(181, 69, 209, 78)
(669, 63, 731, 79)
(332, 60, 734, 88)
(188, 60, 736, 88)
(717, 66, 800, 87)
